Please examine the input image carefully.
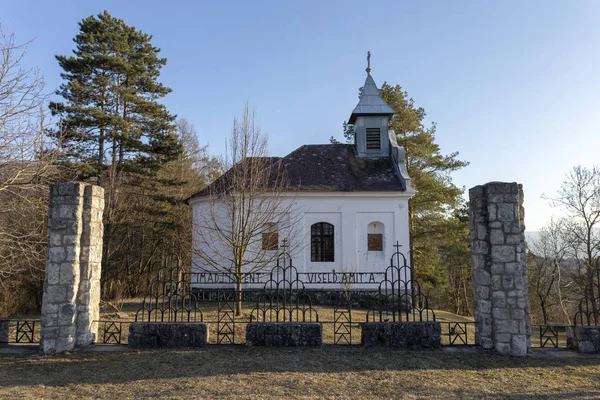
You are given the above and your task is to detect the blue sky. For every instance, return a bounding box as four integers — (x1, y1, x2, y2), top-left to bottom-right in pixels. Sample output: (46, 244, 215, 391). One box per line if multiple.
(3, 1, 600, 230)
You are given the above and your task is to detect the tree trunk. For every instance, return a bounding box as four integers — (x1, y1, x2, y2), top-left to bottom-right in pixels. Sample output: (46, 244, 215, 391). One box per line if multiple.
(540, 299, 548, 324)
(235, 279, 243, 317)
(556, 259, 571, 324)
(98, 74, 107, 184)
(119, 99, 127, 164)
(98, 127, 104, 180)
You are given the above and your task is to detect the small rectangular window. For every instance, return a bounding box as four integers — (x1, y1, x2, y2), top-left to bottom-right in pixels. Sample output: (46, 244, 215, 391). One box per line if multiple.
(366, 128, 381, 151)
(262, 223, 278, 250)
(368, 234, 383, 251)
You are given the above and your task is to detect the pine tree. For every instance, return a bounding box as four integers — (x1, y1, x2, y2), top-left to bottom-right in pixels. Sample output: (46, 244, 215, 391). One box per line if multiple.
(50, 11, 187, 300)
(439, 204, 473, 315)
(378, 83, 468, 295)
(50, 10, 179, 177)
(339, 83, 468, 297)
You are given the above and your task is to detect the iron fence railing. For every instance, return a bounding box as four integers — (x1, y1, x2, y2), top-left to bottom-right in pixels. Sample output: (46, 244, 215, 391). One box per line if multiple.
(0, 247, 489, 348)
(96, 320, 128, 345)
(0, 319, 40, 344)
(93, 318, 481, 346)
(440, 321, 478, 346)
(531, 324, 573, 349)
(1, 317, 576, 349)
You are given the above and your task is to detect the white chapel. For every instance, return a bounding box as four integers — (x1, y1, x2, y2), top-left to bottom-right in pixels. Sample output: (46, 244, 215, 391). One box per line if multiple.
(188, 57, 414, 289)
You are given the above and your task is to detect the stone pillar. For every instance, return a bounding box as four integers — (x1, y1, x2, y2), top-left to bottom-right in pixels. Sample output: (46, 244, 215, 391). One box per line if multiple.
(76, 185, 104, 346)
(41, 183, 104, 354)
(574, 326, 600, 353)
(469, 182, 531, 356)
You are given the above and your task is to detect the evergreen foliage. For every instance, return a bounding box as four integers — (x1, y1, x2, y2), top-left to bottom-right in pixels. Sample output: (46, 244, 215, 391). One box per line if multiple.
(337, 82, 471, 312)
(438, 204, 473, 315)
(50, 10, 180, 176)
(49, 12, 216, 302)
(378, 82, 469, 308)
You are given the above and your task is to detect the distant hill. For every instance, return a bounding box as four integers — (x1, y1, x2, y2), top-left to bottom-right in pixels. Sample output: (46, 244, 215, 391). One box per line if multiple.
(524, 231, 540, 245)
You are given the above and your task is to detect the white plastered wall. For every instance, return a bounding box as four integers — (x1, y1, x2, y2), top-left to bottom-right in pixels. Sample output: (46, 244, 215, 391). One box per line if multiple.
(189, 192, 411, 290)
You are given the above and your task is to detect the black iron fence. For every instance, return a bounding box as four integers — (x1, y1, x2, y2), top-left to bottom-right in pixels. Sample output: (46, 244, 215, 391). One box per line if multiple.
(531, 324, 573, 349)
(114, 245, 476, 347)
(574, 273, 600, 327)
(439, 322, 477, 346)
(95, 319, 482, 346)
(1, 245, 481, 347)
(96, 320, 128, 345)
(0, 319, 40, 344)
(519, 266, 600, 349)
(2, 316, 573, 348)
(136, 245, 435, 323)
(2, 318, 573, 348)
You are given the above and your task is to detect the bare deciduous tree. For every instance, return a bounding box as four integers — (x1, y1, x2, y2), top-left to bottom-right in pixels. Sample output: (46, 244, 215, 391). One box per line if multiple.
(0, 26, 71, 315)
(543, 165, 600, 292)
(0, 27, 51, 192)
(192, 104, 301, 315)
(176, 117, 223, 183)
(99, 118, 220, 308)
(528, 219, 573, 323)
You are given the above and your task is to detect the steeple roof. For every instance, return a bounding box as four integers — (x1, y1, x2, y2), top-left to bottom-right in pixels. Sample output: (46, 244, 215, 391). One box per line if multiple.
(348, 57, 395, 124)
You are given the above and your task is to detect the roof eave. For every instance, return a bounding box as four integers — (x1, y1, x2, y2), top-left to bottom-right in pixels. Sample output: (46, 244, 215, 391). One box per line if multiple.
(348, 111, 395, 124)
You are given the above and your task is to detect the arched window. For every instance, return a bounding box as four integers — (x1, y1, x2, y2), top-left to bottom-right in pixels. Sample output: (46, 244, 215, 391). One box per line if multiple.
(311, 222, 334, 262)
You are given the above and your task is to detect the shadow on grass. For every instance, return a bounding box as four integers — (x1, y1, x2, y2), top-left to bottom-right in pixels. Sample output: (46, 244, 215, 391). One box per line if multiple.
(0, 346, 599, 389)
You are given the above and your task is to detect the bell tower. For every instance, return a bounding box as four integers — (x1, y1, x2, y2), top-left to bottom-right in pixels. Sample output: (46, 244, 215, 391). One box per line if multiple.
(348, 52, 395, 158)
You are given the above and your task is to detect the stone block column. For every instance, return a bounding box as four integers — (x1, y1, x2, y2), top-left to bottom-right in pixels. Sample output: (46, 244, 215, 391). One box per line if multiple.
(41, 183, 104, 354)
(76, 185, 104, 346)
(469, 182, 531, 356)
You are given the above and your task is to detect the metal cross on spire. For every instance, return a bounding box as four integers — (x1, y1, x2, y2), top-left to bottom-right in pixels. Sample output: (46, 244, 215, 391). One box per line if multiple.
(366, 51, 372, 75)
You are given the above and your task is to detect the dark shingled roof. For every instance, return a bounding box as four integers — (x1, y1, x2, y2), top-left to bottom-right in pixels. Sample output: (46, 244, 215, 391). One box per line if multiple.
(283, 144, 404, 192)
(188, 144, 405, 200)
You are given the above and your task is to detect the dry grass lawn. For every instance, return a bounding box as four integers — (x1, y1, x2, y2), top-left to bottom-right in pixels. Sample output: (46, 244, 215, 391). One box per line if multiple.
(1, 301, 587, 398)
(1, 346, 599, 399)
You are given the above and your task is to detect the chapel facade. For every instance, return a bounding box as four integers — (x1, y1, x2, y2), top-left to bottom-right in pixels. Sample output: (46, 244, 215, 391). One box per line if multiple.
(188, 58, 414, 289)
